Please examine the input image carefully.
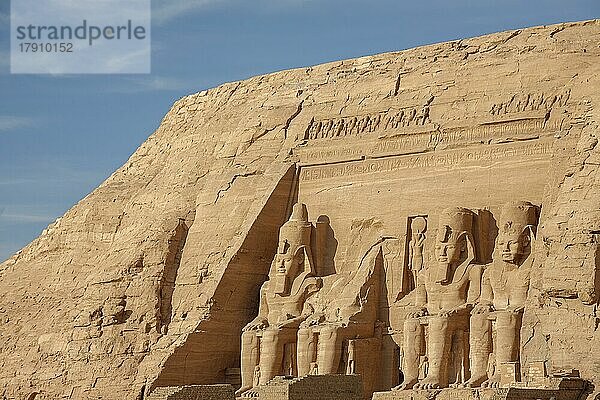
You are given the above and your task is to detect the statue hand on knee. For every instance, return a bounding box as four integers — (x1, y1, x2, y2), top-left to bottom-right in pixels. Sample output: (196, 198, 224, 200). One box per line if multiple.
(244, 317, 268, 332)
(407, 307, 428, 318)
(507, 305, 524, 314)
(439, 308, 459, 318)
(472, 302, 493, 315)
(299, 313, 325, 328)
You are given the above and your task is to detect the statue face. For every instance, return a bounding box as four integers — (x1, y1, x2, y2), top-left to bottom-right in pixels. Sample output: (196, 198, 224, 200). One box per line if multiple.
(274, 239, 293, 273)
(435, 239, 462, 266)
(272, 245, 304, 295)
(433, 233, 466, 284)
(497, 232, 529, 263)
(274, 253, 292, 274)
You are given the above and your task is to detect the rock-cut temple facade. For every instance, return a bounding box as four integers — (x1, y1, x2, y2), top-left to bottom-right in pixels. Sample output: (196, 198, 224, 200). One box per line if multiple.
(1, 20, 600, 400)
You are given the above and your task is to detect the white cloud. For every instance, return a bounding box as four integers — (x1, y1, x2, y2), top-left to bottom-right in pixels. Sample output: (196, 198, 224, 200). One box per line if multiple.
(152, 0, 314, 25)
(0, 206, 54, 224)
(0, 116, 36, 131)
(101, 46, 151, 73)
(104, 75, 190, 93)
(0, 213, 55, 223)
(0, 176, 90, 185)
(134, 75, 189, 90)
(153, 0, 218, 25)
(0, 178, 38, 185)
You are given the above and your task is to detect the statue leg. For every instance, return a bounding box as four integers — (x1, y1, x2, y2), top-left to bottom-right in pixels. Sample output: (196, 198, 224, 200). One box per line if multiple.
(395, 318, 422, 390)
(463, 312, 491, 387)
(297, 327, 316, 377)
(236, 330, 259, 395)
(418, 316, 449, 389)
(317, 326, 342, 374)
(495, 311, 522, 382)
(259, 328, 285, 385)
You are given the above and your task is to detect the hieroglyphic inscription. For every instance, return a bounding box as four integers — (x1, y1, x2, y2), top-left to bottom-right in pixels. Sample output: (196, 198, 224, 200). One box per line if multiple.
(297, 146, 366, 163)
(300, 140, 553, 181)
(302, 91, 569, 143)
(298, 117, 560, 164)
(376, 117, 557, 153)
(304, 105, 431, 141)
(490, 90, 570, 116)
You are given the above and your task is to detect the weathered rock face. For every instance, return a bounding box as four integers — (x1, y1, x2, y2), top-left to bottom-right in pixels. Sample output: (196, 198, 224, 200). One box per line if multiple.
(1, 20, 600, 400)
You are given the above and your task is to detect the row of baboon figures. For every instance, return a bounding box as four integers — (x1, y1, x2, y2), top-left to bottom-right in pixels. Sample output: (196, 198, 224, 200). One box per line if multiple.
(236, 201, 539, 396)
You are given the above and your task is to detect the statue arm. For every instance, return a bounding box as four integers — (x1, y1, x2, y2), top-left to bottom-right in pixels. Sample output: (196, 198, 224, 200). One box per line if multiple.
(440, 302, 471, 317)
(243, 282, 270, 331)
(257, 282, 270, 317)
(441, 264, 484, 317)
(280, 277, 323, 329)
(479, 268, 493, 304)
(472, 266, 494, 314)
(277, 314, 308, 329)
(466, 264, 483, 304)
(299, 303, 325, 328)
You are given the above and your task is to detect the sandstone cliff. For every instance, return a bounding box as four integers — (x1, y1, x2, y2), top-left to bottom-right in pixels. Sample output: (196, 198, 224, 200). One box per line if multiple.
(1, 20, 600, 399)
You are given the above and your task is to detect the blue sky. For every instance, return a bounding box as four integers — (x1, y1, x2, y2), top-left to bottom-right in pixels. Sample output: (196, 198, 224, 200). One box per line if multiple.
(0, 0, 598, 261)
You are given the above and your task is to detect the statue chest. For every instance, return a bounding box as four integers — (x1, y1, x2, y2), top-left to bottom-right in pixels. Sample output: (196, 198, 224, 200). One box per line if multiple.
(489, 266, 530, 309)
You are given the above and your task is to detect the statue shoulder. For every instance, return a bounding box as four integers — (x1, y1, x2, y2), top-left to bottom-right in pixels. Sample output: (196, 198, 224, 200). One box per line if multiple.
(261, 280, 272, 292)
(467, 263, 484, 279)
(482, 260, 503, 275)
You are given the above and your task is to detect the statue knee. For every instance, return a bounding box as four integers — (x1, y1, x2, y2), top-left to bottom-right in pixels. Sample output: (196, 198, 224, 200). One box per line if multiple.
(297, 328, 311, 343)
(404, 318, 420, 333)
(320, 326, 339, 342)
(262, 327, 281, 346)
(242, 330, 256, 344)
(470, 313, 490, 332)
(496, 310, 520, 329)
(429, 316, 449, 332)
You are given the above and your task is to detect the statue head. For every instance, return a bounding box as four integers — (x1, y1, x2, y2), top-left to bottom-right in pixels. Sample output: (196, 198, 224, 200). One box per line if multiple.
(496, 201, 539, 265)
(434, 207, 475, 283)
(271, 203, 313, 295)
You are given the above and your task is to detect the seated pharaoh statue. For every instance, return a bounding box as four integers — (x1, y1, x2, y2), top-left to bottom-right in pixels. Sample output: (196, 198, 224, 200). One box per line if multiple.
(400, 207, 483, 390)
(464, 201, 539, 388)
(296, 233, 385, 396)
(236, 203, 323, 396)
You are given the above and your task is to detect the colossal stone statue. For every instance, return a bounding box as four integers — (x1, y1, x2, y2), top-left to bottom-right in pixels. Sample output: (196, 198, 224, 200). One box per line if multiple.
(400, 207, 483, 390)
(465, 201, 539, 388)
(297, 245, 383, 374)
(236, 203, 323, 395)
(297, 239, 384, 396)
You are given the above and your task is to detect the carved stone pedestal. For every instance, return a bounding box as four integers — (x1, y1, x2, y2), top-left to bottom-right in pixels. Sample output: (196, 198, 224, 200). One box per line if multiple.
(147, 384, 235, 400)
(372, 379, 587, 400)
(240, 375, 363, 400)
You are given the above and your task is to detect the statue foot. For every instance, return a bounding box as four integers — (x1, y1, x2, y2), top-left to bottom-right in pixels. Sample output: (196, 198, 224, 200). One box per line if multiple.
(235, 386, 252, 397)
(480, 375, 500, 388)
(462, 374, 488, 388)
(414, 378, 441, 390)
(392, 378, 418, 390)
(421, 383, 441, 390)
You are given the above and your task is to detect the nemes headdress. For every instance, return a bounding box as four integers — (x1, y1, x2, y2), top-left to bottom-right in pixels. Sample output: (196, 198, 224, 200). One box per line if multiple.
(434, 207, 477, 284)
